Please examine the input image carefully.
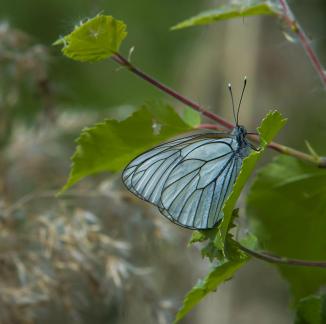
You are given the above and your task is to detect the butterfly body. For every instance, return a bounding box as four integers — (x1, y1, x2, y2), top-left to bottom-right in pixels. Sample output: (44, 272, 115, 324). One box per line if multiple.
(122, 125, 251, 230)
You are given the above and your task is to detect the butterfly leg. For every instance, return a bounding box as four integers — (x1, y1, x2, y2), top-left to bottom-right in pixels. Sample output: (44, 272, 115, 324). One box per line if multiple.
(249, 142, 261, 152)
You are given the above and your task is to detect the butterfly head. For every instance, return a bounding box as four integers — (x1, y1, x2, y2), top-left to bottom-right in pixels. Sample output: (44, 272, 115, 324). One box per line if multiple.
(232, 124, 247, 143)
(236, 124, 247, 136)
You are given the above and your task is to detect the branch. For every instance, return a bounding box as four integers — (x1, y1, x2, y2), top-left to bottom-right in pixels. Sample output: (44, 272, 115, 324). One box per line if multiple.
(238, 243, 326, 268)
(198, 124, 326, 167)
(279, 0, 326, 88)
(112, 53, 234, 129)
(250, 133, 326, 166)
(111, 53, 326, 168)
(197, 123, 225, 131)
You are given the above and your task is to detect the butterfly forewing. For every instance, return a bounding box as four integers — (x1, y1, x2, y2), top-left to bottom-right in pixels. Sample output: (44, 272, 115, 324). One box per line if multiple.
(122, 134, 201, 203)
(122, 132, 247, 229)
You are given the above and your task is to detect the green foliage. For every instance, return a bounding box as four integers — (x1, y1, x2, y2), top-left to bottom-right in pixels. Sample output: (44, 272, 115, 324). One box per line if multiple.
(239, 232, 259, 250)
(189, 211, 240, 262)
(174, 257, 248, 323)
(60, 102, 193, 193)
(188, 111, 286, 259)
(54, 14, 127, 62)
(247, 155, 326, 301)
(215, 110, 287, 248)
(182, 107, 201, 128)
(189, 229, 225, 261)
(176, 111, 286, 322)
(52, 9, 326, 322)
(200, 239, 224, 262)
(172, 1, 281, 30)
(189, 111, 286, 246)
(295, 294, 326, 324)
(188, 231, 208, 244)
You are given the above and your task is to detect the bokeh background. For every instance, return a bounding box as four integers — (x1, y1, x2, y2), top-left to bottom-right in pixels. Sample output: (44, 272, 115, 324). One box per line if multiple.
(0, 0, 325, 323)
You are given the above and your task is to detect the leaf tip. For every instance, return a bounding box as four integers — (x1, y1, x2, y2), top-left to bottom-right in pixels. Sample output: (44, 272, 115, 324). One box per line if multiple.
(56, 180, 72, 197)
(170, 23, 183, 31)
(55, 13, 127, 62)
(52, 37, 65, 46)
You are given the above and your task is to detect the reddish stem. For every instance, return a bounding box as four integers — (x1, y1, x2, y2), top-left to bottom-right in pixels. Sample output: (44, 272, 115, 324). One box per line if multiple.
(112, 53, 234, 130)
(279, 0, 326, 88)
(197, 123, 224, 131)
(112, 53, 326, 168)
(238, 243, 326, 268)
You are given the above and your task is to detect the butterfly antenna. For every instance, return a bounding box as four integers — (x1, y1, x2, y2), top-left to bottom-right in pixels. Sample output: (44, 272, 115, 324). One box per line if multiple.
(228, 82, 237, 125)
(236, 76, 247, 125)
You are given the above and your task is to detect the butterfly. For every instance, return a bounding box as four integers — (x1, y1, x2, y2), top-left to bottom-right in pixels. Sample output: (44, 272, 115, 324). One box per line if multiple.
(122, 78, 255, 229)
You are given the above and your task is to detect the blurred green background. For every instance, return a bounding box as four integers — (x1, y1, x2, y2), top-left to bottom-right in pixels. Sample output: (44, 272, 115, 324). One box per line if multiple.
(0, 0, 325, 323)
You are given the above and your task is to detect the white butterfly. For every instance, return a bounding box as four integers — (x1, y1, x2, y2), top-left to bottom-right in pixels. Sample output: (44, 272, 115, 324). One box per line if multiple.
(122, 78, 254, 229)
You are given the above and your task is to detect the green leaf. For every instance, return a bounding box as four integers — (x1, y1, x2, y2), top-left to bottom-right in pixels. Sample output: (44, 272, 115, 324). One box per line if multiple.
(174, 112, 285, 323)
(256, 108, 288, 145)
(174, 258, 248, 323)
(189, 229, 224, 261)
(54, 14, 127, 62)
(172, 1, 281, 30)
(215, 110, 287, 249)
(224, 236, 247, 261)
(295, 294, 326, 324)
(201, 240, 225, 262)
(189, 227, 218, 245)
(247, 155, 326, 301)
(182, 107, 201, 128)
(60, 103, 192, 193)
(239, 232, 258, 250)
(189, 231, 209, 245)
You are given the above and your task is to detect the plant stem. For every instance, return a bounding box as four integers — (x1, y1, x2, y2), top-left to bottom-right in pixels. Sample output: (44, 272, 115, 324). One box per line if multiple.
(112, 53, 326, 168)
(252, 134, 326, 166)
(112, 53, 234, 129)
(238, 243, 326, 268)
(279, 0, 326, 88)
(197, 123, 225, 131)
(198, 123, 325, 166)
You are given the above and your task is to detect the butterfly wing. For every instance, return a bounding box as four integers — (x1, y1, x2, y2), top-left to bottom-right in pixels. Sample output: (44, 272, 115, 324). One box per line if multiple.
(122, 133, 245, 229)
(122, 134, 203, 204)
(158, 139, 242, 229)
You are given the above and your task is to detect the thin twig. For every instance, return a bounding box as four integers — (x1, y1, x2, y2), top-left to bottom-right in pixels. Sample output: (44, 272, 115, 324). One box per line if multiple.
(112, 53, 234, 129)
(248, 134, 326, 166)
(279, 0, 326, 88)
(238, 243, 326, 268)
(197, 123, 225, 131)
(198, 123, 325, 166)
(112, 53, 326, 168)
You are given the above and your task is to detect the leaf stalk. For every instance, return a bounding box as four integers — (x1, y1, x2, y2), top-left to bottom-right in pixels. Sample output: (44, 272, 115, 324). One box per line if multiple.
(238, 243, 326, 268)
(112, 53, 234, 129)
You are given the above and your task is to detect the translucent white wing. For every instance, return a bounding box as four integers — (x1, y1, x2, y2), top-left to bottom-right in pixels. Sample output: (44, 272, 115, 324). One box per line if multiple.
(122, 133, 245, 229)
(159, 145, 242, 229)
(122, 134, 207, 203)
